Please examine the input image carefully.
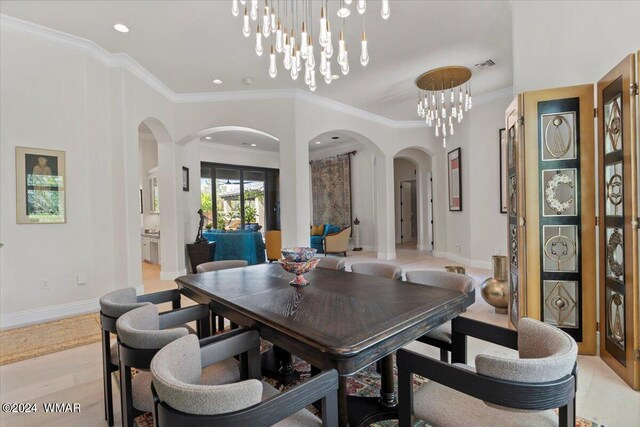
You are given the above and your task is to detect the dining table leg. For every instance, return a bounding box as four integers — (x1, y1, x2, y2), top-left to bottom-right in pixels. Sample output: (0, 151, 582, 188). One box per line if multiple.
(338, 375, 349, 427)
(379, 354, 397, 407)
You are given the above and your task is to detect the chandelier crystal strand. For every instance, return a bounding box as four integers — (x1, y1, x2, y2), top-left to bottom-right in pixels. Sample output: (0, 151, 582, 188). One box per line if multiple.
(360, 15, 369, 66)
(255, 24, 263, 55)
(357, 0, 366, 15)
(251, 0, 258, 20)
(381, 0, 390, 19)
(243, 6, 251, 37)
(269, 45, 277, 78)
(233, 0, 388, 88)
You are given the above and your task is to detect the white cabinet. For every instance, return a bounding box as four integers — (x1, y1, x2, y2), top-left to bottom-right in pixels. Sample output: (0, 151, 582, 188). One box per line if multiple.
(141, 236, 151, 262)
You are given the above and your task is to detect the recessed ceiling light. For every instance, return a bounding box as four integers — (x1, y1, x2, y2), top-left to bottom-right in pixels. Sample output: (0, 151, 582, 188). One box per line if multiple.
(251, 143, 257, 147)
(332, 74, 340, 80)
(212, 79, 223, 85)
(337, 7, 350, 18)
(315, 141, 321, 145)
(113, 23, 129, 33)
(205, 136, 212, 140)
(243, 76, 254, 86)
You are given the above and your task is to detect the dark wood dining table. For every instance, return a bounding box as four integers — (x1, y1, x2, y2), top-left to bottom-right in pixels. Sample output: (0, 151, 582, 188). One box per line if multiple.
(176, 263, 475, 427)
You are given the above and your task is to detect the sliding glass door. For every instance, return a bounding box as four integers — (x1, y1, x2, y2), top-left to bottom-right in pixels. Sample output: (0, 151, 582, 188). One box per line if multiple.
(201, 163, 279, 233)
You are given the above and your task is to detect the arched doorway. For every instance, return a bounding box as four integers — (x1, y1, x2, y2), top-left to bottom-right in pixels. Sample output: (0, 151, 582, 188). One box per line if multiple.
(393, 147, 434, 252)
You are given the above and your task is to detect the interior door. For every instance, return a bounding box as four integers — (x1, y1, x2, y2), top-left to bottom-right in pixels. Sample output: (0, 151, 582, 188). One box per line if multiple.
(522, 84, 597, 355)
(505, 95, 526, 328)
(597, 53, 639, 389)
(400, 181, 413, 242)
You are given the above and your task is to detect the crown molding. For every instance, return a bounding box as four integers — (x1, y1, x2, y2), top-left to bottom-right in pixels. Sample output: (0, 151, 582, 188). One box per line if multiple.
(1, 14, 512, 130)
(0, 14, 176, 101)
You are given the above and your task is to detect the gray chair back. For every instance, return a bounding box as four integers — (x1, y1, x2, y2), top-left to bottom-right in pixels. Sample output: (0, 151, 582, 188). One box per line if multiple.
(100, 287, 150, 318)
(151, 334, 263, 416)
(116, 305, 189, 350)
(315, 257, 346, 270)
(476, 317, 578, 384)
(350, 262, 402, 280)
(196, 260, 249, 273)
(405, 270, 474, 294)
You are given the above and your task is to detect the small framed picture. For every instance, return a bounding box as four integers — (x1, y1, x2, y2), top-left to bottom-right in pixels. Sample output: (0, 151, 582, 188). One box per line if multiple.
(182, 166, 190, 191)
(499, 128, 508, 213)
(15, 147, 66, 224)
(447, 147, 462, 211)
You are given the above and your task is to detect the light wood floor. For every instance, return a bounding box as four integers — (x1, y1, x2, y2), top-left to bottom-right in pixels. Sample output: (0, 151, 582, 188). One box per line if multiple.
(1, 251, 638, 426)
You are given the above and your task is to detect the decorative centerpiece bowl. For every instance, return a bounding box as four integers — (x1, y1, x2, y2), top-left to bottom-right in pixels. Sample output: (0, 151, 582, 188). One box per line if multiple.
(279, 247, 318, 286)
(281, 247, 317, 262)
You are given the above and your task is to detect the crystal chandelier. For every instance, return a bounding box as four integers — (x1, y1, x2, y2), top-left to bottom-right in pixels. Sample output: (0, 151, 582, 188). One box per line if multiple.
(415, 66, 472, 148)
(231, 0, 390, 91)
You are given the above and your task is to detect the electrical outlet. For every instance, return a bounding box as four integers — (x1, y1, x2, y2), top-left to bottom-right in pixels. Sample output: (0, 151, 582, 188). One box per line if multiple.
(40, 280, 49, 290)
(77, 273, 87, 286)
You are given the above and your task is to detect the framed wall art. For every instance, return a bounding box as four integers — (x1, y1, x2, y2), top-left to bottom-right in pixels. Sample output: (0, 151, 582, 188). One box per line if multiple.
(182, 166, 190, 191)
(499, 128, 508, 213)
(15, 147, 66, 224)
(447, 147, 462, 211)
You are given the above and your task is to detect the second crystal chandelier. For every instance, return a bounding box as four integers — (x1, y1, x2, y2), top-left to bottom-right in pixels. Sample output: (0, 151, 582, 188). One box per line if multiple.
(231, 0, 390, 91)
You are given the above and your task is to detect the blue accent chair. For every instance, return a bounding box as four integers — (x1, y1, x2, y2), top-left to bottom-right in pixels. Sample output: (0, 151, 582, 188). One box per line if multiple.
(202, 230, 266, 265)
(310, 224, 342, 254)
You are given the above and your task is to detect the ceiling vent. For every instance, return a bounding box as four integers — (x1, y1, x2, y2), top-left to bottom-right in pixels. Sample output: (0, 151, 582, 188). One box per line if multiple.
(475, 59, 496, 70)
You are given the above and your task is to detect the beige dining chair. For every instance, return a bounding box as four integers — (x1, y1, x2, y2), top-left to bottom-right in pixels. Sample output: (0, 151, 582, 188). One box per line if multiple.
(350, 262, 403, 280)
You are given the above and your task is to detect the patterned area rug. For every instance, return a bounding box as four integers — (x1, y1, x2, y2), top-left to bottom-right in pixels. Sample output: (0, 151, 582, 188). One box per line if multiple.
(0, 313, 101, 365)
(132, 349, 600, 427)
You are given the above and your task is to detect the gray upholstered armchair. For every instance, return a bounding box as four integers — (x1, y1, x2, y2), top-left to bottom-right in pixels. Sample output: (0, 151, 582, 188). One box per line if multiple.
(405, 270, 475, 362)
(397, 317, 578, 427)
(116, 304, 227, 427)
(151, 331, 340, 427)
(99, 287, 182, 427)
(350, 262, 403, 280)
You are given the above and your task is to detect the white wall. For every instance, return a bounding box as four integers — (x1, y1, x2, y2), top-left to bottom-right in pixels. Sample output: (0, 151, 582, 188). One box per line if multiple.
(200, 142, 279, 169)
(433, 94, 512, 267)
(512, 1, 640, 93)
(0, 24, 177, 327)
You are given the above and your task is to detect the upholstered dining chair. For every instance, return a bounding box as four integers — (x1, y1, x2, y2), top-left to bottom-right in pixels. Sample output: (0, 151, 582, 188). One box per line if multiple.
(99, 287, 181, 427)
(151, 332, 340, 427)
(350, 262, 403, 280)
(314, 256, 346, 270)
(195, 259, 248, 331)
(116, 304, 226, 427)
(196, 259, 248, 273)
(397, 317, 578, 427)
(405, 270, 475, 362)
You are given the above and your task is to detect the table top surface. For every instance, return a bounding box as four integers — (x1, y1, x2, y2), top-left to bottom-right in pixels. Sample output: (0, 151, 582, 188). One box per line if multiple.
(176, 263, 472, 357)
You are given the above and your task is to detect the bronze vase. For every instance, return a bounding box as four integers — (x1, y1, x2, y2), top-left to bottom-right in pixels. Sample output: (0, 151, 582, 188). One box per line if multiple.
(480, 255, 509, 314)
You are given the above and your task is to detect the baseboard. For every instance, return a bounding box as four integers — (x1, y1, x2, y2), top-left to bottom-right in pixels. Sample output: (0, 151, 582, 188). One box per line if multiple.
(432, 251, 492, 270)
(160, 269, 187, 281)
(0, 297, 100, 330)
(417, 244, 432, 251)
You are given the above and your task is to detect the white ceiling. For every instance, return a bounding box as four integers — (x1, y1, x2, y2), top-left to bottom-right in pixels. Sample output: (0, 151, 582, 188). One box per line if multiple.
(0, 0, 513, 120)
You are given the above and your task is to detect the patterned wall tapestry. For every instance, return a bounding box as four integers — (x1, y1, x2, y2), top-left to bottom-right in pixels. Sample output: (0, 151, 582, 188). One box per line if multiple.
(311, 154, 352, 227)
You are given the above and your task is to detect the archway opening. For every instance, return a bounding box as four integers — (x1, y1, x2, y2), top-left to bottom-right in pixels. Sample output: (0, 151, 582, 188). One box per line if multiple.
(138, 123, 161, 276)
(393, 147, 434, 252)
(307, 130, 382, 255)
